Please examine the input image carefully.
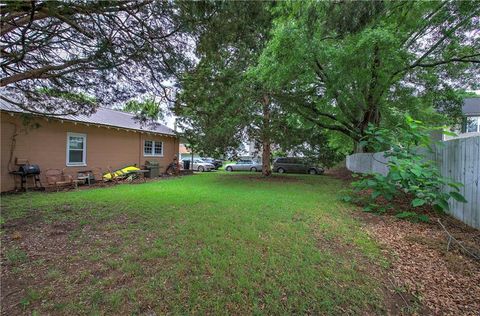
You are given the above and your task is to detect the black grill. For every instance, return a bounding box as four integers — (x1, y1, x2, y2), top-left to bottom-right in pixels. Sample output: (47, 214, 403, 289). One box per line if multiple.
(18, 164, 41, 175)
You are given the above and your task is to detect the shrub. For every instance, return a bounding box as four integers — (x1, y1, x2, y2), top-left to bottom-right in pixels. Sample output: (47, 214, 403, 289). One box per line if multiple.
(351, 116, 467, 214)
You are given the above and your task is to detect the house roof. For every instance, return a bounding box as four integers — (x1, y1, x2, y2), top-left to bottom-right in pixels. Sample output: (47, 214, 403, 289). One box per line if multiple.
(463, 98, 480, 116)
(0, 98, 176, 136)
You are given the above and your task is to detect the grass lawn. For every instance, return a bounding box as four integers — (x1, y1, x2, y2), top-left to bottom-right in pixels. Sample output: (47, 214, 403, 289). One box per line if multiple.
(1, 172, 388, 315)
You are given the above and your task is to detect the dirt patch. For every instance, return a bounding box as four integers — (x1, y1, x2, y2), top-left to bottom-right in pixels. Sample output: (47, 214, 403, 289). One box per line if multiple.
(356, 211, 480, 315)
(0, 214, 135, 315)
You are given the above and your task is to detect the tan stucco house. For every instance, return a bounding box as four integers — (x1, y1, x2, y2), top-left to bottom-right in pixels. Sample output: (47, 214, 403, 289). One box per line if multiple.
(0, 101, 179, 192)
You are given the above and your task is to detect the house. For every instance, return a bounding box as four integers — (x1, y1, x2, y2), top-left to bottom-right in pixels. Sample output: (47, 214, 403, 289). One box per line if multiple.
(462, 97, 480, 134)
(443, 97, 480, 140)
(0, 100, 179, 192)
(179, 143, 199, 161)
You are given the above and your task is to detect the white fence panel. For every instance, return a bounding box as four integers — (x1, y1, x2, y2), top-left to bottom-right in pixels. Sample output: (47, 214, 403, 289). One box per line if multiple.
(346, 136, 480, 229)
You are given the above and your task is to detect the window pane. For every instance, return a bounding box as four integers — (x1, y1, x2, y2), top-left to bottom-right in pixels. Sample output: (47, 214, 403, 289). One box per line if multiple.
(466, 117, 479, 133)
(69, 136, 84, 150)
(69, 150, 83, 163)
(154, 142, 162, 155)
(144, 140, 153, 154)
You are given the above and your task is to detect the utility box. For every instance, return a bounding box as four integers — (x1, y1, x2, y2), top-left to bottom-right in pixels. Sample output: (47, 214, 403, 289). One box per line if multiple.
(144, 161, 160, 178)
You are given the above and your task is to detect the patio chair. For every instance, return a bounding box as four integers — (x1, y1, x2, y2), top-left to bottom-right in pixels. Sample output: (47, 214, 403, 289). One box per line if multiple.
(45, 169, 80, 191)
(90, 167, 104, 183)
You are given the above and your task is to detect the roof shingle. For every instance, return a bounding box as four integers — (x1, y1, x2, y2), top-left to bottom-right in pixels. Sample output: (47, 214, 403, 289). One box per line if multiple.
(0, 98, 176, 136)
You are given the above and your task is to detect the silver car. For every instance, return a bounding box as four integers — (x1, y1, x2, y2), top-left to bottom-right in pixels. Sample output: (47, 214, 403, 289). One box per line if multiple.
(224, 159, 262, 172)
(190, 159, 215, 172)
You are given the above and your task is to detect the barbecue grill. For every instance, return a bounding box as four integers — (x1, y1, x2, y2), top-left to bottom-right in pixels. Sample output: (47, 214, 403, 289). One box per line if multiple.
(18, 164, 41, 175)
(10, 164, 43, 191)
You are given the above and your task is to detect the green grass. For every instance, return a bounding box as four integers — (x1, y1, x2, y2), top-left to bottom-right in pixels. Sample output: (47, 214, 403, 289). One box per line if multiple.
(1, 172, 387, 314)
(4, 247, 28, 264)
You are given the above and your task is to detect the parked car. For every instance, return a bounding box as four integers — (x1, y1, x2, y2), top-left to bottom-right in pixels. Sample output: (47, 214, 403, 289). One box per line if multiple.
(183, 158, 216, 172)
(273, 157, 324, 175)
(201, 157, 223, 169)
(224, 159, 262, 172)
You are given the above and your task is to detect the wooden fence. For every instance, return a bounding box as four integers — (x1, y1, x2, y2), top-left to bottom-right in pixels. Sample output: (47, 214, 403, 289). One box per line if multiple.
(346, 136, 480, 229)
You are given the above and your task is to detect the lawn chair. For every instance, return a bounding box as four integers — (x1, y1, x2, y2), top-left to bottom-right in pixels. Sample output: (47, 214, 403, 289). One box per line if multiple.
(45, 169, 80, 191)
(91, 167, 103, 183)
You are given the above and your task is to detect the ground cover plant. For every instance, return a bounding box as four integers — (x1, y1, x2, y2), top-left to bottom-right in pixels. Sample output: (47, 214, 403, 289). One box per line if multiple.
(1, 172, 387, 315)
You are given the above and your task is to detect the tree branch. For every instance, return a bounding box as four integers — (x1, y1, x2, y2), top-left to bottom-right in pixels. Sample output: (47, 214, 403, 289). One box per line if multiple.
(1, 57, 93, 86)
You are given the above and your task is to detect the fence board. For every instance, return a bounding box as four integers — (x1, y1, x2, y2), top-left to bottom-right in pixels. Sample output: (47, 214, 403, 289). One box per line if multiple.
(346, 136, 480, 229)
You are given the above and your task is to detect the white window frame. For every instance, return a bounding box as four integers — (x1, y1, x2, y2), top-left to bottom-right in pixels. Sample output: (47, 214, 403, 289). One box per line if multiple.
(66, 132, 87, 166)
(144, 140, 163, 157)
(465, 116, 480, 133)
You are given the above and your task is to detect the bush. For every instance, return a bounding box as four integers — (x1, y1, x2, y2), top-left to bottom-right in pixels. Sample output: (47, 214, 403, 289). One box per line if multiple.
(351, 116, 467, 214)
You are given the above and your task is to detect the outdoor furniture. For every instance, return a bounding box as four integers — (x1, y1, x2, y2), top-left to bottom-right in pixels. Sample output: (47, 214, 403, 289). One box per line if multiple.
(45, 169, 80, 190)
(77, 170, 92, 185)
(91, 167, 103, 182)
(77, 168, 104, 185)
(9, 169, 42, 192)
(9, 161, 43, 192)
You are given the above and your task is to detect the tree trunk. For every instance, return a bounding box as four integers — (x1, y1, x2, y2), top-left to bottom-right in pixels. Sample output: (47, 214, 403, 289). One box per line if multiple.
(261, 95, 272, 176)
(353, 105, 382, 153)
(262, 138, 271, 176)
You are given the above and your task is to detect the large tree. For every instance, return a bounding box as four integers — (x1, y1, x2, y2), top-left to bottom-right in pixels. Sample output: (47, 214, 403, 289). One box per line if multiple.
(254, 1, 480, 152)
(1, 0, 192, 115)
(174, 1, 278, 176)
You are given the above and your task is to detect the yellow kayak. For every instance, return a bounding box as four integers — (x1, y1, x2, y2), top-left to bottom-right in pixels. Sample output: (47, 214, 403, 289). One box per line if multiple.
(103, 165, 140, 180)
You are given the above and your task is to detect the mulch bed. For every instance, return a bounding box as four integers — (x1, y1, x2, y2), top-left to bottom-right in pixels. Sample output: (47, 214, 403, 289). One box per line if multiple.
(326, 167, 480, 315)
(359, 213, 480, 315)
(1, 172, 194, 195)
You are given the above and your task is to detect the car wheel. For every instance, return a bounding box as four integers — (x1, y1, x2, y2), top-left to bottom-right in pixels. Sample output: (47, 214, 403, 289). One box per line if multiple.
(277, 167, 285, 174)
(198, 166, 204, 172)
(250, 167, 257, 172)
(226, 166, 233, 172)
(308, 168, 317, 175)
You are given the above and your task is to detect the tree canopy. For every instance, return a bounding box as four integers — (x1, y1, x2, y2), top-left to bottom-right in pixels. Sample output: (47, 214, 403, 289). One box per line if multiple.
(1, 0, 192, 114)
(254, 1, 479, 151)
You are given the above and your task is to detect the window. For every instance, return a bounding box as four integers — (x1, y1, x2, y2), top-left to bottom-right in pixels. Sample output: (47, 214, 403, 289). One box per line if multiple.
(144, 140, 163, 156)
(66, 133, 87, 166)
(466, 116, 480, 133)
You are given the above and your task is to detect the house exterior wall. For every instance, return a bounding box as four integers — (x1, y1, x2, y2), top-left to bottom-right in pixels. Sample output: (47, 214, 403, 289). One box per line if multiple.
(0, 112, 178, 192)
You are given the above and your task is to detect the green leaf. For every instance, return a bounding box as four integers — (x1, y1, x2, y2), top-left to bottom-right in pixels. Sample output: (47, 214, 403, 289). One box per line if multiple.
(412, 198, 425, 207)
(434, 199, 449, 211)
(371, 191, 382, 199)
(447, 181, 463, 191)
(417, 214, 430, 223)
(449, 191, 467, 203)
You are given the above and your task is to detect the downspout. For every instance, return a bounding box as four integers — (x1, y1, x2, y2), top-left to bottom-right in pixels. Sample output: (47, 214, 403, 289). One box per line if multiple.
(6, 121, 18, 172)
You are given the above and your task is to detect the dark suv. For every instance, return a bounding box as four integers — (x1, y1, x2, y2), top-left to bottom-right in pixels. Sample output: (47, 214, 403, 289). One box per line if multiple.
(273, 157, 324, 175)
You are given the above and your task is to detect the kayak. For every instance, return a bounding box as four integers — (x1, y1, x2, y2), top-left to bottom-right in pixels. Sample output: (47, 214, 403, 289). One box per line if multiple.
(103, 165, 140, 180)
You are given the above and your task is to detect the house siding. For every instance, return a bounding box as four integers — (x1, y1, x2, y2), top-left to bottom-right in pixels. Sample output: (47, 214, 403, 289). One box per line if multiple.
(0, 112, 178, 192)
